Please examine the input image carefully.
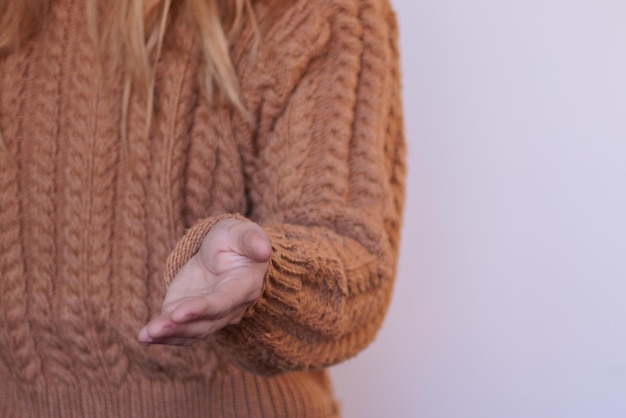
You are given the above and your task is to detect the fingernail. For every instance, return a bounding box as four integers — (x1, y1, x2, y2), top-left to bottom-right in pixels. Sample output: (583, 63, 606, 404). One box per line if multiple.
(137, 328, 152, 344)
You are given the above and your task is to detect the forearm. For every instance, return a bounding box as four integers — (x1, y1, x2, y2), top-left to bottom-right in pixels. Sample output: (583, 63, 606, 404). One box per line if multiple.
(215, 219, 398, 374)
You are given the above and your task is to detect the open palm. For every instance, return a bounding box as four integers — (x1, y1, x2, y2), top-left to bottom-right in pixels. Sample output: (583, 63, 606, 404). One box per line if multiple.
(138, 218, 271, 346)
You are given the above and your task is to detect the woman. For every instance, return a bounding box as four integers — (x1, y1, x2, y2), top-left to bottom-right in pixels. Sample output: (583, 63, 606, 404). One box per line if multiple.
(0, 0, 405, 416)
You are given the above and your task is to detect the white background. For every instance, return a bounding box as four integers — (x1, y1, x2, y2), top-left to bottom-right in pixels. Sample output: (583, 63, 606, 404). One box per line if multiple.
(331, 1, 626, 417)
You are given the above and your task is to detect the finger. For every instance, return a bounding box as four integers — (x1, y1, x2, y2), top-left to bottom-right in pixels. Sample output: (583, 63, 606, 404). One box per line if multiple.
(144, 337, 195, 347)
(140, 305, 248, 346)
(170, 279, 256, 323)
(137, 314, 174, 345)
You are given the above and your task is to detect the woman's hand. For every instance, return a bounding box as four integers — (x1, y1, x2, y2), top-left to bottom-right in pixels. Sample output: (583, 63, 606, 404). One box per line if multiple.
(137, 218, 271, 346)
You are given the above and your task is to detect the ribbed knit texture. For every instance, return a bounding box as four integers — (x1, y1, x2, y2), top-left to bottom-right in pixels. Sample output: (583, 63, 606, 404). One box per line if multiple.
(0, 0, 405, 416)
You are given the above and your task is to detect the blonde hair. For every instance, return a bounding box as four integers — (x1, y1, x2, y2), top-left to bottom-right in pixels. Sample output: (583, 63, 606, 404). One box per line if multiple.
(0, 0, 287, 156)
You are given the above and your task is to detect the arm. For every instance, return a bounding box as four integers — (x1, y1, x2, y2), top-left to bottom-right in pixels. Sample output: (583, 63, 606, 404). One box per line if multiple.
(141, 0, 406, 375)
(220, 0, 406, 374)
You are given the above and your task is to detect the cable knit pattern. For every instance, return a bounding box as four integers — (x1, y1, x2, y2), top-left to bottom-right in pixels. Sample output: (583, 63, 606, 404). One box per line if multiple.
(56, 0, 111, 382)
(0, 0, 405, 416)
(21, 0, 80, 385)
(0, 43, 43, 385)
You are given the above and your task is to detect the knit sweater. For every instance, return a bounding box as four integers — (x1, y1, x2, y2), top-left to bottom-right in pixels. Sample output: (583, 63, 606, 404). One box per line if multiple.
(0, 0, 405, 416)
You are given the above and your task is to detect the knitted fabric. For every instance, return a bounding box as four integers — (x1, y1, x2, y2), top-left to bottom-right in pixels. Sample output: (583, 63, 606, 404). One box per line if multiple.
(0, 0, 406, 416)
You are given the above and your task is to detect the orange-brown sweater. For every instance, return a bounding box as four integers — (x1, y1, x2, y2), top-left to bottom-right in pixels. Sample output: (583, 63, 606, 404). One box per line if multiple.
(0, 0, 406, 416)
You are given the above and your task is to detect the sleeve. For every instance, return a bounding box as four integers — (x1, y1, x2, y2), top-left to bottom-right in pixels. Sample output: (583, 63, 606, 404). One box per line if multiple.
(165, 0, 406, 375)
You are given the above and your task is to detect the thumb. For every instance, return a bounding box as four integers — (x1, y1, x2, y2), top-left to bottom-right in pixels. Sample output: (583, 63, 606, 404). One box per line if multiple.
(231, 221, 272, 263)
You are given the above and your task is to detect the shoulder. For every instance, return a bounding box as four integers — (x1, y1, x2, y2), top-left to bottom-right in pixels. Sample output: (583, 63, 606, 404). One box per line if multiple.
(254, 0, 398, 61)
(262, 0, 397, 33)
(234, 0, 400, 113)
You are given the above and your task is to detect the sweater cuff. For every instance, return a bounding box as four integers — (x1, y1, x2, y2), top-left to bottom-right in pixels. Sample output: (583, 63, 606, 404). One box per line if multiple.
(239, 228, 304, 319)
